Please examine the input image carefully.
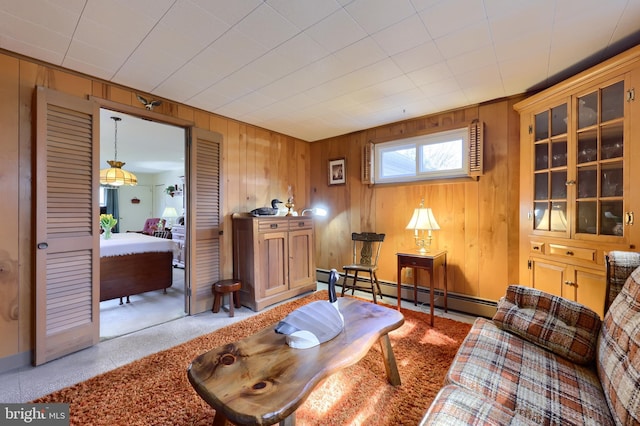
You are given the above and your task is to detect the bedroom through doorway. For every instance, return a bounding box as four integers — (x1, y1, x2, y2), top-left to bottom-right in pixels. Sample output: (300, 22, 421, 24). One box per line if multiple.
(98, 108, 187, 340)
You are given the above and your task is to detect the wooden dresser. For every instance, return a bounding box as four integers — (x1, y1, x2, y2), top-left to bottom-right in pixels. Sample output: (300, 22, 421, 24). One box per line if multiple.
(171, 224, 185, 268)
(232, 213, 316, 311)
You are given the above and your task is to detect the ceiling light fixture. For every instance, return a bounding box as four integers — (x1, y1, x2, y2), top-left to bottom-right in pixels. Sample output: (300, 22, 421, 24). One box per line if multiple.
(99, 116, 138, 186)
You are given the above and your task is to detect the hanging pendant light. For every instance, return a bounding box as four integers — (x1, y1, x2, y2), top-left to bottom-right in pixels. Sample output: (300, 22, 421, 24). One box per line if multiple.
(100, 116, 138, 186)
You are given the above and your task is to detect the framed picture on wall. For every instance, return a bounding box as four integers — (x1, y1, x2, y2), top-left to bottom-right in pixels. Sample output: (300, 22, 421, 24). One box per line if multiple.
(328, 158, 346, 186)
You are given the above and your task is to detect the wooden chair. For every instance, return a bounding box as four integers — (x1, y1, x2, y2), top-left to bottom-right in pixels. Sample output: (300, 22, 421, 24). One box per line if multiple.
(341, 232, 385, 304)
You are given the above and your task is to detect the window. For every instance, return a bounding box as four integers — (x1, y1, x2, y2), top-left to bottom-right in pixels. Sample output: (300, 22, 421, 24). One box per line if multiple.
(375, 127, 469, 183)
(99, 186, 106, 207)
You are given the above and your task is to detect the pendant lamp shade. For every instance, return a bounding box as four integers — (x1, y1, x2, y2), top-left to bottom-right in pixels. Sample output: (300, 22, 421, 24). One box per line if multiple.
(100, 116, 137, 186)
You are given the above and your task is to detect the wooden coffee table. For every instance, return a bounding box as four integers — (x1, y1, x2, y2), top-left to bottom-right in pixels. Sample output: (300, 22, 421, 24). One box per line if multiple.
(187, 297, 404, 426)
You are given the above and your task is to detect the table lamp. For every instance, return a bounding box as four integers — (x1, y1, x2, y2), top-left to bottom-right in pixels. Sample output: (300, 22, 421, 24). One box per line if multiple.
(162, 206, 179, 228)
(300, 207, 328, 217)
(406, 200, 439, 253)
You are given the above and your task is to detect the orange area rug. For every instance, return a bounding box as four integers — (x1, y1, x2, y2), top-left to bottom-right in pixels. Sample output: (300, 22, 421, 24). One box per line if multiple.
(35, 291, 472, 425)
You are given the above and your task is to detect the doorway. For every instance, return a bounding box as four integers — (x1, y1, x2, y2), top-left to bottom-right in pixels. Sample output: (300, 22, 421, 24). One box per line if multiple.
(98, 108, 187, 340)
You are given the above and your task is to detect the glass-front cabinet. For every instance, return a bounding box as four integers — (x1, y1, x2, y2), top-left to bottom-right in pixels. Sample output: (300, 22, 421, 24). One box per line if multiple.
(531, 79, 626, 241)
(515, 51, 640, 318)
(533, 103, 569, 236)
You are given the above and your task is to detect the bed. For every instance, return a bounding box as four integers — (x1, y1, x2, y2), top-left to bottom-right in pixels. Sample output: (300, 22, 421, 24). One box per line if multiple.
(100, 232, 177, 304)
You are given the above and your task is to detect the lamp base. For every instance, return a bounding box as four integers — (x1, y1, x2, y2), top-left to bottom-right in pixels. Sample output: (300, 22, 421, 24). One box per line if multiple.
(414, 235, 433, 254)
(285, 202, 294, 216)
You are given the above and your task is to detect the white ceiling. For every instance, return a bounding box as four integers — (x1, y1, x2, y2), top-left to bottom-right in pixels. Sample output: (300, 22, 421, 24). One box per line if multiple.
(99, 108, 185, 174)
(3, 0, 640, 144)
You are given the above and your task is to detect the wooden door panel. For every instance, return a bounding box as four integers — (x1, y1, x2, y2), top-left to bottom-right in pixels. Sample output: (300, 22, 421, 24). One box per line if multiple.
(574, 267, 606, 318)
(260, 232, 287, 297)
(34, 87, 99, 365)
(530, 259, 565, 297)
(188, 128, 223, 314)
(289, 229, 313, 289)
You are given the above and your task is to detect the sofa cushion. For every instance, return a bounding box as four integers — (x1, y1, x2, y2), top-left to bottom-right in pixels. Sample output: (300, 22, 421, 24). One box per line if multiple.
(446, 318, 613, 425)
(492, 285, 601, 365)
(597, 265, 640, 426)
(420, 385, 537, 425)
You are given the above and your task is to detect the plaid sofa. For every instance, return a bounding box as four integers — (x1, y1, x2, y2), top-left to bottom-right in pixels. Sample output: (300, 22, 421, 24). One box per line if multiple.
(421, 251, 640, 425)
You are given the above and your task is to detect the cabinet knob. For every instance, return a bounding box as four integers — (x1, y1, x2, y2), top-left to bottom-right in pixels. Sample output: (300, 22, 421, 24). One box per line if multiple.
(566, 250, 574, 256)
(270, 224, 278, 229)
(298, 221, 305, 227)
(564, 280, 576, 287)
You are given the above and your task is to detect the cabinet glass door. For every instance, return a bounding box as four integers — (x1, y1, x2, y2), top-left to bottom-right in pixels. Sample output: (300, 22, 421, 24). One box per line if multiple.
(575, 81, 624, 236)
(533, 104, 568, 233)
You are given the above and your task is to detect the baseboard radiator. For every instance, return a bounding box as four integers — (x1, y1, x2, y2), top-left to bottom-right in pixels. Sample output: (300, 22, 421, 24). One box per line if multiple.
(316, 269, 497, 319)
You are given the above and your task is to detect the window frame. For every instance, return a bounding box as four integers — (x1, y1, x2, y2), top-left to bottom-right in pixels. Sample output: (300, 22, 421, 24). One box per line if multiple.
(374, 127, 469, 184)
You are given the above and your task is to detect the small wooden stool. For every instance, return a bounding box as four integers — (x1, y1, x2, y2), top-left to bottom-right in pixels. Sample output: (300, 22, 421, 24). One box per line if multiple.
(212, 279, 242, 317)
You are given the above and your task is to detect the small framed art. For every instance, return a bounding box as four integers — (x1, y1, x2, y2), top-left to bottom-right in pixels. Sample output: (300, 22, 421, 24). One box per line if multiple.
(328, 158, 346, 186)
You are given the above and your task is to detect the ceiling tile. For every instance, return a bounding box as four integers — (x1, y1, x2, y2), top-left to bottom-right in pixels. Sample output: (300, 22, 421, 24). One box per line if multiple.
(236, 3, 300, 49)
(0, 10, 69, 64)
(331, 37, 387, 73)
(273, 33, 329, 69)
(189, 0, 263, 26)
(371, 14, 431, 56)
(493, 30, 551, 64)
(446, 46, 498, 77)
(267, 0, 343, 30)
(488, 4, 552, 41)
(419, 77, 461, 98)
(391, 41, 443, 73)
(161, 1, 231, 48)
(419, 0, 486, 39)
(0, 0, 83, 32)
(435, 21, 493, 59)
(305, 8, 368, 53)
(408, 62, 452, 86)
(345, 0, 416, 34)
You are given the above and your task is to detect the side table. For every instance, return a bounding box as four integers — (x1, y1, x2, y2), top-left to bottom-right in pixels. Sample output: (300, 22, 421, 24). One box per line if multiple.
(396, 249, 447, 326)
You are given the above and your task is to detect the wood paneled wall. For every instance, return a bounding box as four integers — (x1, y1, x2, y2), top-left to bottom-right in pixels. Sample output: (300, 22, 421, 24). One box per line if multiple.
(0, 48, 523, 367)
(309, 97, 523, 303)
(0, 51, 310, 362)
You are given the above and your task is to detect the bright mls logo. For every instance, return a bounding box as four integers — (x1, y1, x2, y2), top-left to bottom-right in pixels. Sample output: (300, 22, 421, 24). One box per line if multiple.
(0, 404, 69, 425)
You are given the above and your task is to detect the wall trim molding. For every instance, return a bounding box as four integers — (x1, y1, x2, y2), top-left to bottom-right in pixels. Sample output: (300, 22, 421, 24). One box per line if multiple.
(316, 268, 497, 319)
(0, 350, 30, 374)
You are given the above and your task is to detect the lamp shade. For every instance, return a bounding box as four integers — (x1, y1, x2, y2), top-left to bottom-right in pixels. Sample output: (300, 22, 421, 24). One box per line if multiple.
(406, 207, 440, 231)
(162, 207, 179, 218)
(100, 160, 138, 186)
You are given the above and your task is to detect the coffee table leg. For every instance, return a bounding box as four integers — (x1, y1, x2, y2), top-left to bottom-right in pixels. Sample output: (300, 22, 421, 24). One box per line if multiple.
(213, 411, 227, 426)
(379, 334, 401, 386)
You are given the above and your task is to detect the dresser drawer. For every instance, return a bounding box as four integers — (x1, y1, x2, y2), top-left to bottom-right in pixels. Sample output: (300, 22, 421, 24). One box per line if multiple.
(289, 218, 313, 230)
(548, 244, 596, 262)
(530, 241, 545, 254)
(258, 220, 289, 233)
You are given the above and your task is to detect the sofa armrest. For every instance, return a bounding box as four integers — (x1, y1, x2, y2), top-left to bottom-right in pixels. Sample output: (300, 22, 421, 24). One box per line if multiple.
(493, 285, 602, 365)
